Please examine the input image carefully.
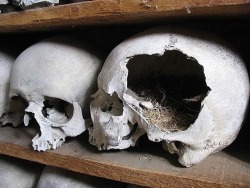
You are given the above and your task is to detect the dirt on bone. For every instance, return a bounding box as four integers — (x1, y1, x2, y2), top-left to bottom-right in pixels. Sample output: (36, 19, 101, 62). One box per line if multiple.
(129, 76, 208, 132)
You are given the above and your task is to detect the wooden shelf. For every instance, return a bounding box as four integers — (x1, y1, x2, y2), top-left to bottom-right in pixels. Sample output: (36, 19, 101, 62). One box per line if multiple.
(0, 1, 250, 187)
(0, 125, 249, 187)
(0, 0, 250, 32)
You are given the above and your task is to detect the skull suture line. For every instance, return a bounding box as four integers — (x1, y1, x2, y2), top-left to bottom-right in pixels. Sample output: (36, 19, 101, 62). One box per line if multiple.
(0, 47, 24, 127)
(10, 36, 103, 151)
(89, 26, 249, 167)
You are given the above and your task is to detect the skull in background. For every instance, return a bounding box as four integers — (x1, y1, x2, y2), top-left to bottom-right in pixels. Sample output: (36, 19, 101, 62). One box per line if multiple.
(10, 0, 59, 9)
(0, 47, 24, 127)
(89, 26, 249, 167)
(10, 36, 103, 151)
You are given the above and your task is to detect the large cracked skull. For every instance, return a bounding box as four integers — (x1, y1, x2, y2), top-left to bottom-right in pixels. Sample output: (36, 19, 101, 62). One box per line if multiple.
(0, 47, 24, 127)
(89, 26, 250, 167)
(10, 36, 103, 151)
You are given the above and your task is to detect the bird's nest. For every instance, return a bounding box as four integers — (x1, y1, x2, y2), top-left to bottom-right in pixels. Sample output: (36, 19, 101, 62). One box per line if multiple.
(129, 77, 206, 132)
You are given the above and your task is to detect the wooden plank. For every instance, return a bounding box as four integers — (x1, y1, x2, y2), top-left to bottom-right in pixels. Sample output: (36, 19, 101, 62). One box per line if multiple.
(0, 125, 249, 187)
(0, 0, 250, 32)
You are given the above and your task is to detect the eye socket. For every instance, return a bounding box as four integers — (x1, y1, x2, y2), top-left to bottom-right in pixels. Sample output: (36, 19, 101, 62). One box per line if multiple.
(126, 50, 211, 132)
(101, 92, 123, 116)
(41, 97, 73, 123)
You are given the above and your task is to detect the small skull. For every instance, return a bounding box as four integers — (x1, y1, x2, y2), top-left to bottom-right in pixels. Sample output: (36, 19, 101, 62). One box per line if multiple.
(0, 48, 14, 122)
(10, 36, 103, 151)
(0, 47, 24, 127)
(89, 26, 249, 167)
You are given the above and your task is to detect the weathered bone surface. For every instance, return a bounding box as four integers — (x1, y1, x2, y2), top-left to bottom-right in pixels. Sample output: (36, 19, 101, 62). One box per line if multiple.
(10, 36, 103, 151)
(37, 166, 126, 188)
(0, 155, 43, 188)
(89, 26, 249, 167)
(0, 47, 24, 127)
(0, 49, 13, 120)
(0, 0, 9, 5)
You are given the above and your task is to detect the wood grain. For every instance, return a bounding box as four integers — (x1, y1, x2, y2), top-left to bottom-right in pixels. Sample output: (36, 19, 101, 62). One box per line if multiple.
(0, 1, 249, 187)
(0, 0, 249, 32)
(0, 126, 249, 188)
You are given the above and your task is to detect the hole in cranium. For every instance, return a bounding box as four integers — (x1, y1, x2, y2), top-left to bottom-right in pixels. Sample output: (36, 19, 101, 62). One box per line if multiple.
(42, 97, 73, 123)
(101, 92, 123, 116)
(126, 50, 210, 132)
